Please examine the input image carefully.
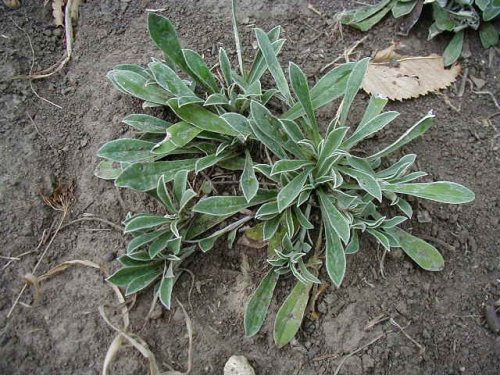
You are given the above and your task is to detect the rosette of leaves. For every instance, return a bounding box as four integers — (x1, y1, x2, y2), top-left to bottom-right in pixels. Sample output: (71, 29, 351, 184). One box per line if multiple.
(341, 0, 499, 66)
(191, 57, 475, 347)
(96, 1, 475, 348)
(96, 1, 358, 313)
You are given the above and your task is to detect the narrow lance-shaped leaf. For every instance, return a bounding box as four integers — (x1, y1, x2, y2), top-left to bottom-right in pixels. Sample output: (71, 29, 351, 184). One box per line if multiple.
(337, 57, 370, 127)
(323, 224, 346, 287)
(317, 189, 350, 244)
(116, 159, 197, 191)
(359, 95, 388, 129)
(148, 13, 191, 75)
(97, 139, 155, 162)
(254, 28, 293, 105)
(382, 181, 475, 204)
(241, 150, 259, 202)
(193, 190, 277, 216)
(159, 274, 174, 309)
(107, 70, 170, 105)
(366, 112, 434, 161)
(245, 270, 279, 337)
(289, 62, 320, 144)
(274, 279, 313, 348)
(167, 99, 239, 136)
(385, 227, 444, 271)
(95, 160, 121, 180)
(183, 49, 219, 93)
(151, 121, 202, 155)
(125, 268, 162, 296)
(443, 30, 464, 67)
(277, 169, 311, 213)
(148, 61, 195, 97)
(231, 0, 244, 77)
(343, 111, 399, 149)
(122, 114, 171, 134)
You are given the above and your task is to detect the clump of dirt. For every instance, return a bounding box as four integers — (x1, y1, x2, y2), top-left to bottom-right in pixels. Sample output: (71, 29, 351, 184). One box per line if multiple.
(1, 1, 499, 374)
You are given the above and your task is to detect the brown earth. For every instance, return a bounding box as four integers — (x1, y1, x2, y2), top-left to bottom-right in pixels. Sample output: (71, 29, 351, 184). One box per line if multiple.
(1, 1, 499, 374)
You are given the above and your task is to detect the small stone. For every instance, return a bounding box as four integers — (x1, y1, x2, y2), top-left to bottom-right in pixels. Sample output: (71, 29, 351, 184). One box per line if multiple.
(470, 76, 486, 90)
(417, 210, 432, 223)
(224, 355, 255, 375)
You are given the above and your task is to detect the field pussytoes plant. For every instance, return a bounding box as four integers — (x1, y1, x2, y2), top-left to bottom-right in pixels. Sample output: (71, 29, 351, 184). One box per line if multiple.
(342, 0, 500, 66)
(96, 1, 475, 347)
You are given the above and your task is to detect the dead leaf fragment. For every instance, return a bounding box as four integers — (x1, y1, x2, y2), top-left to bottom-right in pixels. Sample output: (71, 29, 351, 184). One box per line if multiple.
(52, 0, 65, 26)
(363, 48, 460, 101)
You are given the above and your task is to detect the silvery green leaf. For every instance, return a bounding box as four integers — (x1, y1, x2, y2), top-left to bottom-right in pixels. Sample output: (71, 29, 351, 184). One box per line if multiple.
(385, 227, 444, 271)
(231, 0, 244, 77)
(183, 49, 219, 93)
(317, 190, 350, 244)
(248, 25, 283, 83)
(195, 153, 230, 173)
(245, 270, 279, 337)
(359, 95, 388, 129)
(443, 30, 464, 67)
(292, 206, 314, 230)
(149, 232, 173, 258)
(249, 102, 288, 159)
(317, 127, 349, 174)
(116, 159, 197, 191)
(279, 119, 306, 144)
(340, 166, 382, 202)
(284, 209, 295, 236)
(392, 0, 417, 18)
(241, 151, 259, 202)
(95, 160, 121, 180)
(377, 154, 417, 179)
(289, 62, 319, 142)
(427, 22, 444, 40)
(396, 198, 413, 218)
(393, 171, 428, 183)
(263, 216, 281, 240)
(297, 189, 311, 207)
(482, 5, 500, 22)
(343, 111, 399, 149)
(338, 57, 370, 127)
(125, 268, 162, 296)
(123, 114, 171, 134)
(367, 112, 434, 160)
(245, 80, 262, 97)
(297, 259, 321, 284)
(159, 274, 174, 309)
(127, 230, 169, 254)
(323, 225, 346, 287)
(117, 255, 150, 267)
(382, 181, 475, 204)
(254, 28, 293, 104)
(271, 160, 313, 176)
(273, 279, 313, 348)
(179, 189, 197, 212)
(282, 62, 354, 120)
(193, 190, 277, 216)
(107, 264, 160, 287)
(262, 89, 279, 105)
(277, 169, 311, 212)
(148, 13, 190, 75)
(479, 22, 499, 48)
(366, 228, 390, 250)
(173, 169, 188, 204)
(344, 231, 360, 254)
(343, 0, 395, 31)
(177, 96, 205, 107)
(381, 216, 407, 228)
(204, 93, 229, 106)
(185, 213, 232, 240)
(127, 251, 152, 261)
(107, 70, 170, 105)
(218, 47, 233, 86)
(114, 64, 152, 80)
(220, 113, 252, 138)
(125, 214, 171, 233)
(255, 201, 280, 219)
(151, 122, 202, 155)
(167, 99, 239, 136)
(148, 61, 195, 97)
(347, 0, 393, 22)
(97, 139, 156, 162)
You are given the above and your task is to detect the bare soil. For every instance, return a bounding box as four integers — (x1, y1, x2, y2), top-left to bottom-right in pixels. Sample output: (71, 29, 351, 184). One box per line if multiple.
(1, 1, 499, 374)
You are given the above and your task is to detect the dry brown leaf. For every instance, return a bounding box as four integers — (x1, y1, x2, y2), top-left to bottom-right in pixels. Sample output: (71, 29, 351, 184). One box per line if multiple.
(38, 259, 100, 281)
(52, 0, 65, 27)
(363, 53, 460, 101)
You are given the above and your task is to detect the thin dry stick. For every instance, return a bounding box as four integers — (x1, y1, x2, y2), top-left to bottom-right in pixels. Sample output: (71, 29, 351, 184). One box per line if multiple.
(60, 216, 123, 232)
(333, 334, 385, 374)
(320, 35, 368, 73)
(7, 210, 67, 318)
(13, 0, 74, 81)
(390, 318, 425, 353)
(472, 90, 500, 110)
(176, 298, 193, 374)
(8, 17, 61, 108)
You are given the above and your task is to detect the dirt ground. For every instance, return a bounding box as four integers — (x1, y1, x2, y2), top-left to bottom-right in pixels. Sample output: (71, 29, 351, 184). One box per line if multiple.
(1, 1, 499, 374)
